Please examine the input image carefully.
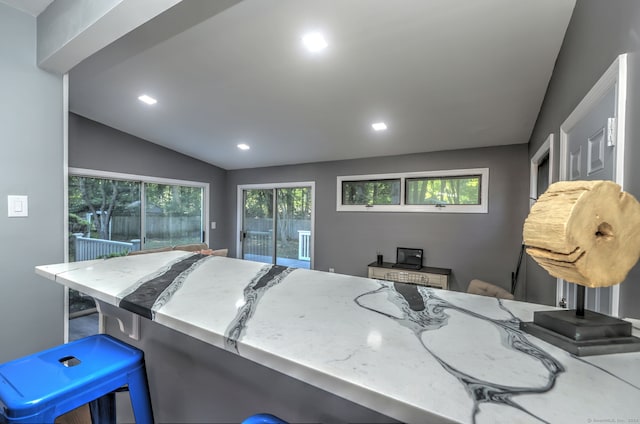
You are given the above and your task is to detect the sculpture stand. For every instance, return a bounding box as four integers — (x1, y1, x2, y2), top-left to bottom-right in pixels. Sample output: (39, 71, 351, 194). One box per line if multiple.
(520, 286, 640, 356)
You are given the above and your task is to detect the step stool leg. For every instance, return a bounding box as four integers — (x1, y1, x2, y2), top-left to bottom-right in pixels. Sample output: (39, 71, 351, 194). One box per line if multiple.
(126, 366, 154, 424)
(89, 393, 116, 424)
(241, 413, 289, 424)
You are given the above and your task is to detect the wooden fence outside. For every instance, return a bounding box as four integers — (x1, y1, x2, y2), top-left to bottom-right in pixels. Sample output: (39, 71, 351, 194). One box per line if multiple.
(244, 218, 310, 239)
(109, 215, 202, 240)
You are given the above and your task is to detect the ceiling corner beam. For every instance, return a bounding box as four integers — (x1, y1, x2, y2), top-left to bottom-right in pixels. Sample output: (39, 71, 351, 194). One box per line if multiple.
(36, 0, 183, 74)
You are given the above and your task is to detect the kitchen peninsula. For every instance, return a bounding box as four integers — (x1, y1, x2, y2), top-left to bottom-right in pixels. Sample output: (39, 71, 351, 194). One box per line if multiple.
(36, 252, 640, 423)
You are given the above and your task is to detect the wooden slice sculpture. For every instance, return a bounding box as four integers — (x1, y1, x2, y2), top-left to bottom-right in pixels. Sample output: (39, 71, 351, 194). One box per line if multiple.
(524, 180, 640, 288)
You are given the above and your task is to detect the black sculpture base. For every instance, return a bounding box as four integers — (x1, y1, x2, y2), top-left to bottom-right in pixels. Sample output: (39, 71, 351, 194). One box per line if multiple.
(520, 309, 640, 356)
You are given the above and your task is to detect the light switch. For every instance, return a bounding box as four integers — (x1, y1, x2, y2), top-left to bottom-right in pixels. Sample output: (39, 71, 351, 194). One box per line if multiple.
(211, 221, 216, 230)
(8, 195, 28, 217)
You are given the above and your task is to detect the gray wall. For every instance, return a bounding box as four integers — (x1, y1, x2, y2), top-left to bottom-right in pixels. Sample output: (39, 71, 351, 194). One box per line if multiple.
(227, 144, 529, 295)
(107, 316, 398, 423)
(526, 0, 640, 318)
(68, 113, 229, 249)
(0, 4, 65, 362)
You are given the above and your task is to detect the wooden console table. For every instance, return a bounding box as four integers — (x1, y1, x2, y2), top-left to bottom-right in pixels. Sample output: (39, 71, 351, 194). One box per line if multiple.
(367, 262, 451, 290)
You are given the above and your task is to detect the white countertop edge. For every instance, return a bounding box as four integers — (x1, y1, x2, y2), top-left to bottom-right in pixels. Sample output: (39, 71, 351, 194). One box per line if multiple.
(153, 309, 454, 423)
(35, 266, 55, 280)
(236, 339, 457, 424)
(55, 274, 120, 306)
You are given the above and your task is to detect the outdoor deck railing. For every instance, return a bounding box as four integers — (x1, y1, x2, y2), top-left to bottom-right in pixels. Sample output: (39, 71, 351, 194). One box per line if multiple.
(298, 230, 311, 261)
(244, 230, 311, 262)
(244, 230, 271, 257)
(73, 234, 140, 261)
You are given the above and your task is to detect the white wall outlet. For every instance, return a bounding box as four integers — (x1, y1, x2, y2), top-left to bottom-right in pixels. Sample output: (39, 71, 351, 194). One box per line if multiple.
(211, 221, 216, 230)
(328, 268, 335, 273)
(7, 195, 28, 217)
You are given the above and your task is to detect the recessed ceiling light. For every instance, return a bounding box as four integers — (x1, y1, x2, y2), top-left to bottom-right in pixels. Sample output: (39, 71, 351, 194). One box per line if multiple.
(302, 32, 328, 52)
(237, 143, 250, 151)
(138, 94, 157, 105)
(372, 122, 388, 131)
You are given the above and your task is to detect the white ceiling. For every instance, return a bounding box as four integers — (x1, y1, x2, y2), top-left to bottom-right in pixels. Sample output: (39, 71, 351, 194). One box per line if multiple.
(68, 0, 576, 170)
(0, 0, 53, 16)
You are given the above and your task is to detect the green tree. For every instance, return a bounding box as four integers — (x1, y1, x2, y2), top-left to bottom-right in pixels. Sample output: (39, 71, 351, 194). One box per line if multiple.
(276, 187, 311, 242)
(69, 176, 140, 239)
(342, 180, 400, 205)
(145, 184, 202, 216)
(407, 176, 480, 205)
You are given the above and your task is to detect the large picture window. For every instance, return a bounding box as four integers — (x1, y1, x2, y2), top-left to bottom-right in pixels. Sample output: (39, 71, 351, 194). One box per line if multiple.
(68, 170, 208, 261)
(144, 183, 204, 249)
(337, 168, 488, 213)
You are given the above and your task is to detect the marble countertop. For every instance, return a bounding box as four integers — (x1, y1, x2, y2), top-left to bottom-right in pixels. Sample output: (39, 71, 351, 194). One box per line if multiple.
(36, 252, 640, 423)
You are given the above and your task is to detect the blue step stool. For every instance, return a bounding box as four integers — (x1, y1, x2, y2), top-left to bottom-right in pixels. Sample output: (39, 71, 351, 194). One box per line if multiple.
(0, 334, 153, 423)
(241, 413, 288, 424)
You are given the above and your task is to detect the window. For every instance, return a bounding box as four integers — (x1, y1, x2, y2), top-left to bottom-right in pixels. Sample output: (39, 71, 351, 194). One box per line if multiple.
(405, 175, 481, 206)
(68, 170, 208, 261)
(68, 176, 139, 261)
(337, 168, 488, 213)
(341, 179, 400, 206)
(144, 183, 204, 249)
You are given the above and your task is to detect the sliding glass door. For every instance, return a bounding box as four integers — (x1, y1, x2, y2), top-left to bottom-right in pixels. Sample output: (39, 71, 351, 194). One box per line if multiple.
(276, 187, 312, 267)
(242, 189, 275, 264)
(67, 169, 208, 340)
(240, 183, 314, 269)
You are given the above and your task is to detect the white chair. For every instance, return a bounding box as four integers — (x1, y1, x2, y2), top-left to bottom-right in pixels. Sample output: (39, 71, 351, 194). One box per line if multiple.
(467, 279, 514, 300)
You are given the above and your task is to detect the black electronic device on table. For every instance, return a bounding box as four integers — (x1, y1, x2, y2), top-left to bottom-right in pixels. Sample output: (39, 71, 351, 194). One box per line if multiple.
(392, 247, 423, 270)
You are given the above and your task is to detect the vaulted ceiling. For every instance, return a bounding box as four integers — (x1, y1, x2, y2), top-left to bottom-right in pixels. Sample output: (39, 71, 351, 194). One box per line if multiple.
(10, 0, 577, 170)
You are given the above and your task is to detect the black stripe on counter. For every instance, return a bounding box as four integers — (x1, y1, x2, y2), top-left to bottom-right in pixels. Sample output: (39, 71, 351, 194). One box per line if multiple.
(119, 254, 209, 319)
(225, 264, 294, 353)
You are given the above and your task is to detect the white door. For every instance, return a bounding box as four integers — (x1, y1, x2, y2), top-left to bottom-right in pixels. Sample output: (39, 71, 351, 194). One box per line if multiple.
(563, 87, 615, 313)
(558, 54, 627, 316)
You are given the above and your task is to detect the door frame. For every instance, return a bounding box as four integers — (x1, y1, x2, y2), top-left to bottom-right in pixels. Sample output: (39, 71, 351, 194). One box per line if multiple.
(557, 53, 628, 317)
(236, 181, 316, 269)
(530, 133, 554, 208)
(530, 134, 555, 303)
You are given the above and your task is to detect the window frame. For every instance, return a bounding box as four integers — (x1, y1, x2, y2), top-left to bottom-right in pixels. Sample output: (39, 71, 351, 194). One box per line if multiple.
(68, 168, 210, 248)
(235, 181, 316, 269)
(340, 177, 402, 206)
(336, 168, 489, 213)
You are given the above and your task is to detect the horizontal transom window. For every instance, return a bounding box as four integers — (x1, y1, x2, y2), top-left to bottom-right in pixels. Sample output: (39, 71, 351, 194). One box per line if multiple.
(337, 168, 488, 213)
(406, 175, 482, 206)
(341, 179, 401, 206)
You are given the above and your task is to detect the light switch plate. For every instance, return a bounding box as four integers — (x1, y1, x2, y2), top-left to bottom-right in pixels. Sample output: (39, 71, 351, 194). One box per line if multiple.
(8, 195, 28, 217)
